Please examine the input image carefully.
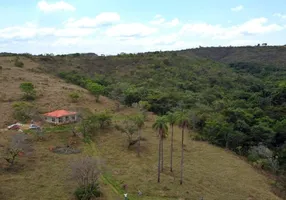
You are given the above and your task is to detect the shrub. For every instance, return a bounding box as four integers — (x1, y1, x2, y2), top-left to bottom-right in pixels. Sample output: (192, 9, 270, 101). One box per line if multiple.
(71, 157, 103, 200)
(14, 57, 24, 68)
(19, 82, 36, 100)
(74, 183, 101, 200)
(69, 91, 80, 102)
(12, 101, 38, 122)
(2, 133, 33, 168)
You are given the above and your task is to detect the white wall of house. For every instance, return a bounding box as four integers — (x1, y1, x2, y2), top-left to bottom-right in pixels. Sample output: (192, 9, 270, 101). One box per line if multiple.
(44, 114, 77, 124)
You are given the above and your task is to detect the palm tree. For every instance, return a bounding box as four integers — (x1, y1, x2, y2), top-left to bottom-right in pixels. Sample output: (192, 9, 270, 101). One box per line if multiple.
(160, 122, 168, 172)
(176, 111, 190, 185)
(166, 112, 177, 172)
(152, 116, 168, 183)
(133, 114, 145, 157)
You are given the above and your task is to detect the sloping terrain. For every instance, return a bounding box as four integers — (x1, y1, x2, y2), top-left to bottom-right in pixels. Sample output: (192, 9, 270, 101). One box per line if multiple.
(178, 46, 286, 67)
(0, 56, 115, 127)
(0, 54, 283, 199)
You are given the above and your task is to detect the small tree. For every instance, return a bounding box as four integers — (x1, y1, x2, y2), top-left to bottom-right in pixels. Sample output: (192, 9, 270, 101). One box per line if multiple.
(86, 82, 105, 102)
(69, 92, 80, 103)
(20, 82, 36, 100)
(12, 101, 38, 123)
(115, 119, 138, 149)
(70, 157, 103, 200)
(95, 111, 112, 129)
(2, 133, 33, 168)
(133, 114, 145, 157)
(78, 115, 100, 143)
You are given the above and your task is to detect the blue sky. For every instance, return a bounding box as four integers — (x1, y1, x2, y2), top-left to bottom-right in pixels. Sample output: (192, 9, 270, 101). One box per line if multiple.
(0, 0, 286, 54)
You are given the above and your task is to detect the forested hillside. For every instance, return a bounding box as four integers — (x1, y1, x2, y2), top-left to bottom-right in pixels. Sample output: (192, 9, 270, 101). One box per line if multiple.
(1, 46, 286, 194)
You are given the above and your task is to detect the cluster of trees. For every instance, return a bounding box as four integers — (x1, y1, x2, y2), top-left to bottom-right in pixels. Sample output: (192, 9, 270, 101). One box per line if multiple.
(58, 72, 105, 102)
(152, 111, 190, 184)
(77, 111, 112, 143)
(57, 53, 286, 177)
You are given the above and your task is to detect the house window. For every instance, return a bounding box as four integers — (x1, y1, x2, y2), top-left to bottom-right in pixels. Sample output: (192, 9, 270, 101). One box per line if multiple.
(52, 118, 55, 122)
(59, 117, 63, 123)
(65, 116, 69, 121)
(71, 115, 75, 120)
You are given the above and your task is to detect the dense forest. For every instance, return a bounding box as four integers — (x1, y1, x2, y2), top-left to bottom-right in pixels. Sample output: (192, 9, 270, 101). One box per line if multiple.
(2, 46, 286, 177)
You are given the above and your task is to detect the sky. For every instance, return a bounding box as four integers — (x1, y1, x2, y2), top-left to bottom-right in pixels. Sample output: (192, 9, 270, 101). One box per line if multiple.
(0, 0, 286, 55)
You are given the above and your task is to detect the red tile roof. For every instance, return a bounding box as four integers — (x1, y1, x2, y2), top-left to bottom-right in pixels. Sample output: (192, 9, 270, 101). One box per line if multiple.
(43, 110, 77, 118)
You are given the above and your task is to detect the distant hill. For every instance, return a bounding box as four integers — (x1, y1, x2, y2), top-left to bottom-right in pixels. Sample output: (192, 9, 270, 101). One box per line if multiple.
(178, 46, 286, 67)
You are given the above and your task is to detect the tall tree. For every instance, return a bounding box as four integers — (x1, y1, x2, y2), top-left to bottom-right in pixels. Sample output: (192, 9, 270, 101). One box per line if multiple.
(152, 116, 168, 183)
(133, 114, 145, 157)
(176, 111, 190, 185)
(167, 112, 177, 172)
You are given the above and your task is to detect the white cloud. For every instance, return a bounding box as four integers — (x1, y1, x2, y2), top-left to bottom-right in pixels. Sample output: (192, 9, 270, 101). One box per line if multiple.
(166, 18, 180, 27)
(0, 23, 54, 39)
(105, 23, 157, 37)
(273, 13, 286, 19)
(0, 23, 95, 39)
(180, 17, 283, 40)
(54, 28, 96, 37)
(64, 12, 121, 28)
(150, 15, 165, 25)
(150, 15, 180, 27)
(1, 15, 285, 55)
(37, 0, 75, 12)
(231, 5, 244, 12)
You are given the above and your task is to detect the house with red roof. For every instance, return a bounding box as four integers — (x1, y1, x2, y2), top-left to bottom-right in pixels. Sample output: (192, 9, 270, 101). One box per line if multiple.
(43, 110, 78, 124)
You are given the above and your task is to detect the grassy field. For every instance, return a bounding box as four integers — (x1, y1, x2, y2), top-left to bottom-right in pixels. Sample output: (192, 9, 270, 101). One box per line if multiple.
(0, 55, 283, 200)
(95, 116, 281, 200)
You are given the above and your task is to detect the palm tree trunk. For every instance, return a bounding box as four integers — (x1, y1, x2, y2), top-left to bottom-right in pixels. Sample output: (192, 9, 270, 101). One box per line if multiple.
(161, 132, 164, 172)
(137, 129, 141, 156)
(180, 126, 185, 185)
(170, 124, 174, 172)
(157, 130, 161, 183)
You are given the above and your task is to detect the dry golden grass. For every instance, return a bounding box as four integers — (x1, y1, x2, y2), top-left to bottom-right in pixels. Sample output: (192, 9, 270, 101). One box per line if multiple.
(0, 56, 115, 127)
(0, 56, 282, 200)
(96, 120, 281, 200)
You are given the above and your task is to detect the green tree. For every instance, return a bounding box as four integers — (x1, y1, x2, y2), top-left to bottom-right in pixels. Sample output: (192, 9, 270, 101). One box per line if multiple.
(176, 111, 190, 185)
(152, 116, 168, 182)
(19, 82, 36, 100)
(166, 112, 177, 172)
(86, 81, 105, 102)
(115, 119, 138, 149)
(95, 111, 112, 129)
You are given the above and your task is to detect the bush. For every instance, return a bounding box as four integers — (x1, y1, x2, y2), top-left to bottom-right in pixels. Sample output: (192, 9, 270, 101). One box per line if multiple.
(69, 92, 80, 102)
(14, 57, 24, 68)
(20, 82, 36, 100)
(247, 152, 260, 162)
(74, 183, 101, 200)
(12, 101, 38, 122)
(71, 157, 103, 200)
